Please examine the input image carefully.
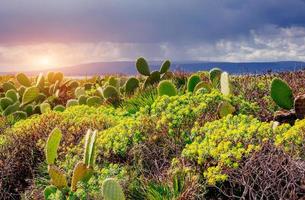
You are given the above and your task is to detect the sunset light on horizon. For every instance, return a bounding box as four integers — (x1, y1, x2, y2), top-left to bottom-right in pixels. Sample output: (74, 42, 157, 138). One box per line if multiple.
(1, 0, 305, 72)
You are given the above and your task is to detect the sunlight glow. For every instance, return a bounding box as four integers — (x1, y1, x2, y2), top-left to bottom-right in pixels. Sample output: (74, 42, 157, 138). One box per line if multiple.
(32, 55, 57, 69)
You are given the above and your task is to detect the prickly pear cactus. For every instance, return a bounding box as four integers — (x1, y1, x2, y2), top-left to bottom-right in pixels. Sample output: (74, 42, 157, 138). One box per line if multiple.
(125, 77, 139, 94)
(83, 129, 97, 167)
(103, 86, 120, 99)
(75, 87, 86, 98)
(86, 96, 102, 107)
(270, 78, 294, 110)
(5, 89, 18, 102)
(22, 86, 39, 105)
(187, 74, 201, 93)
(40, 102, 51, 114)
(71, 162, 88, 191)
(53, 105, 65, 112)
(48, 165, 68, 189)
(0, 97, 13, 110)
(78, 95, 88, 105)
(12, 111, 27, 120)
(193, 81, 212, 94)
(2, 102, 20, 116)
(160, 60, 171, 74)
(220, 72, 231, 96)
(158, 80, 177, 97)
(66, 99, 79, 108)
(209, 68, 222, 87)
(218, 101, 235, 118)
(136, 57, 150, 76)
(36, 73, 45, 89)
(16, 73, 31, 87)
(45, 128, 62, 165)
(102, 178, 126, 200)
(2, 82, 16, 92)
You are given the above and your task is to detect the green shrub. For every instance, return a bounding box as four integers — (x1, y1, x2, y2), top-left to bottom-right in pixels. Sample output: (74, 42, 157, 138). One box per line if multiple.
(182, 114, 278, 185)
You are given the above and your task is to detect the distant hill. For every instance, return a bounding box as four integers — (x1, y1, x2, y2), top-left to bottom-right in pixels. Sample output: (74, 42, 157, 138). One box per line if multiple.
(1, 61, 305, 75)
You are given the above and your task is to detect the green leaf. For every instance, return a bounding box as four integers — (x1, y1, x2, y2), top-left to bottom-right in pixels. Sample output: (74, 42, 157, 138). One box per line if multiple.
(22, 86, 39, 105)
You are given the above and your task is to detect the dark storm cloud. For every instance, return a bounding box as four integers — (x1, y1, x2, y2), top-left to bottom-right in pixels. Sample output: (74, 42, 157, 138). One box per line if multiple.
(1, 0, 305, 45)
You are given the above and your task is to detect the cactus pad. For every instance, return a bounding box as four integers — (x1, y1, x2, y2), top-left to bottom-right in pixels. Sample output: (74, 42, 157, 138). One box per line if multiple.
(102, 178, 125, 200)
(187, 74, 201, 93)
(45, 128, 62, 165)
(22, 86, 39, 105)
(158, 80, 177, 96)
(220, 72, 231, 96)
(125, 77, 139, 94)
(160, 60, 171, 74)
(209, 68, 222, 87)
(16, 73, 31, 87)
(103, 86, 120, 99)
(270, 78, 294, 110)
(218, 101, 235, 118)
(136, 57, 150, 76)
(86, 96, 102, 107)
(47, 165, 67, 189)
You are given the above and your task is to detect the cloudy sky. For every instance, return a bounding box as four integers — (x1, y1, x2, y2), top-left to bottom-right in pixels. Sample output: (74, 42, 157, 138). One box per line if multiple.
(1, 0, 305, 71)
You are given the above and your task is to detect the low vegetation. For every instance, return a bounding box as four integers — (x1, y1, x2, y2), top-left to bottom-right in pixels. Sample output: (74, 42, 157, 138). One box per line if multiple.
(1, 57, 305, 199)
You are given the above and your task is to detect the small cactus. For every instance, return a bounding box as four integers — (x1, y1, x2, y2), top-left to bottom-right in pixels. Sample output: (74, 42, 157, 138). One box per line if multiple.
(136, 57, 150, 76)
(16, 73, 31, 87)
(86, 96, 102, 107)
(53, 105, 65, 112)
(48, 165, 68, 189)
(209, 68, 222, 87)
(103, 86, 120, 99)
(71, 162, 89, 192)
(78, 95, 88, 105)
(220, 72, 231, 96)
(160, 60, 171, 74)
(218, 101, 235, 118)
(83, 129, 97, 167)
(2, 102, 20, 116)
(5, 89, 18, 102)
(158, 80, 177, 97)
(75, 87, 86, 98)
(2, 82, 16, 92)
(40, 102, 51, 114)
(66, 99, 79, 108)
(36, 73, 45, 89)
(102, 178, 126, 200)
(125, 77, 139, 94)
(187, 74, 201, 93)
(0, 97, 13, 110)
(12, 111, 27, 120)
(45, 128, 62, 165)
(270, 78, 294, 110)
(193, 81, 212, 94)
(22, 86, 39, 105)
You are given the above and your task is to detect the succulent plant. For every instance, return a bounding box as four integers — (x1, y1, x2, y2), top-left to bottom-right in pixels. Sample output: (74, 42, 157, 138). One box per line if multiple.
(36, 73, 45, 90)
(53, 105, 65, 112)
(75, 87, 86, 98)
(16, 73, 31, 87)
(187, 74, 201, 93)
(66, 99, 79, 108)
(5, 89, 18, 102)
(22, 86, 39, 105)
(218, 101, 235, 118)
(159, 60, 171, 74)
(193, 81, 212, 94)
(158, 80, 177, 97)
(136, 57, 151, 76)
(2, 102, 20, 116)
(45, 128, 62, 165)
(40, 102, 51, 114)
(102, 178, 126, 200)
(209, 68, 222, 87)
(220, 72, 231, 96)
(125, 77, 139, 94)
(0, 97, 13, 110)
(44, 128, 97, 193)
(270, 78, 294, 110)
(11, 111, 27, 120)
(103, 86, 120, 99)
(86, 96, 103, 107)
(78, 95, 88, 105)
(2, 82, 16, 92)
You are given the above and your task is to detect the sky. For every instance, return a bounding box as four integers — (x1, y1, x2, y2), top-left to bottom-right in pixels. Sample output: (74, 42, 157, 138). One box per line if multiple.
(1, 0, 305, 71)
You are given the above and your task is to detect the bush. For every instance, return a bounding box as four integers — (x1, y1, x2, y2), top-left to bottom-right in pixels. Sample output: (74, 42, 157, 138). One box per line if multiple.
(182, 114, 278, 185)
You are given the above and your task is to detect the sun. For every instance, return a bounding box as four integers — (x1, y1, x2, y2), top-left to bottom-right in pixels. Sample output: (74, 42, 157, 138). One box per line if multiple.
(31, 55, 57, 69)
